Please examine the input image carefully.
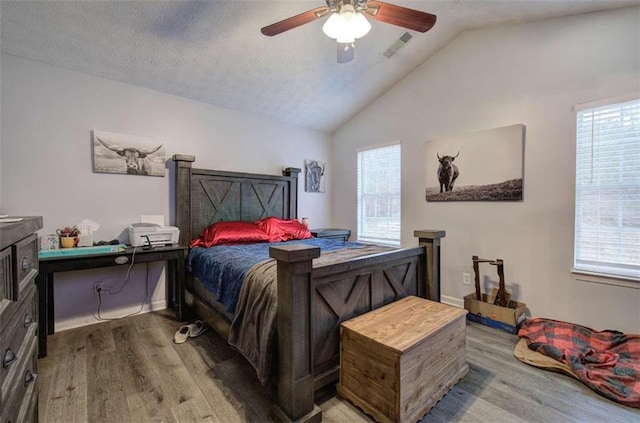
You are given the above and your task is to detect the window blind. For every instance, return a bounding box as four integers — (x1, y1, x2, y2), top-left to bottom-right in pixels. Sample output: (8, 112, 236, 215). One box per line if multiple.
(574, 97, 640, 280)
(357, 144, 401, 246)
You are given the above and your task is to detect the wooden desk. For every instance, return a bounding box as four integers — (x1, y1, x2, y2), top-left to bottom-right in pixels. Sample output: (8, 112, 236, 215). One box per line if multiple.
(35, 244, 187, 357)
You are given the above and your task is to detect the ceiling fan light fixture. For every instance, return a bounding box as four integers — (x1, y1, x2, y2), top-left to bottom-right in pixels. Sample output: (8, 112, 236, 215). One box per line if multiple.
(322, 5, 371, 43)
(350, 11, 372, 38)
(260, 0, 436, 63)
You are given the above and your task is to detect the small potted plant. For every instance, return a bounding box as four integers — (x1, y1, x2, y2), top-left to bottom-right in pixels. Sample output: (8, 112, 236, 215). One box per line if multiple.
(57, 226, 80, 248)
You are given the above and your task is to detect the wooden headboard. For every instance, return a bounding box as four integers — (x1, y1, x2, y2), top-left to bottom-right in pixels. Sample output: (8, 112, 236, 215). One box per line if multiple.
(172, 154, 301, 246)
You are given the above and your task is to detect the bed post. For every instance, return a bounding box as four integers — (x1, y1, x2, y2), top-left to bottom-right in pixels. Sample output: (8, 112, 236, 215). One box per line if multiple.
(282, 167, 301, 219)
(269, 244, 322, 423)
(172, 154, 195, 246)
(414, 229, 446, 302)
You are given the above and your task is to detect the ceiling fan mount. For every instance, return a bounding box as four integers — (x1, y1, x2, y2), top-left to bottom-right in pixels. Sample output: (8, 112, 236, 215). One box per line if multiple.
(261, 0, 436, 63)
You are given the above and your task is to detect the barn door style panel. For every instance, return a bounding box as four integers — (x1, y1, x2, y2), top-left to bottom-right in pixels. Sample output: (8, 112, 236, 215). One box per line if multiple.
(310, 253, 423, 384)
(240, 180, 288, 221)
(378, 259, 420, 303)
(172, 156, 300, 245)
(190, 175, 290, 235)
(192, 178, 242, 235)
(313, 273, 373, 375)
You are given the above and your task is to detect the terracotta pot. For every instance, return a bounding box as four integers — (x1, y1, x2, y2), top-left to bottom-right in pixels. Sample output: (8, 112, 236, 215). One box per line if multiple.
(60, 236, 76, 248)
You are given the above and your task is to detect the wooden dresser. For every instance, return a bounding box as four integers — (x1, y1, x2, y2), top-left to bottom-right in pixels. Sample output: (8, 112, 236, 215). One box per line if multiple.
(1, 217, 42, 423)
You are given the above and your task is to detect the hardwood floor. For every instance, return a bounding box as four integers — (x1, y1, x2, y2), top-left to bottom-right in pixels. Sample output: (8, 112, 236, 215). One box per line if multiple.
(38, 310, 640, 423)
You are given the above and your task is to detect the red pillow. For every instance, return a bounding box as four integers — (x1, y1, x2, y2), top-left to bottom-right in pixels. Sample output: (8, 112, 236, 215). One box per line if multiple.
(189, 221, 270, 248)
(255, 217, 313, 242)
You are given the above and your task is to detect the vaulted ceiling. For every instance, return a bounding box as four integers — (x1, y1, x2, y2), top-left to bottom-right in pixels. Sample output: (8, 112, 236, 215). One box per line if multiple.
(2, 1, 638, 133)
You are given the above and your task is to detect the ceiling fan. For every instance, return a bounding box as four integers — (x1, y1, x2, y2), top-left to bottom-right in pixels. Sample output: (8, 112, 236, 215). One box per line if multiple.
(261, 0, 436, 63)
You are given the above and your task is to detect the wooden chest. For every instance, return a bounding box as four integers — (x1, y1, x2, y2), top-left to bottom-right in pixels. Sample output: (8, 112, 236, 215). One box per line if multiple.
(337, 296, 468, 423)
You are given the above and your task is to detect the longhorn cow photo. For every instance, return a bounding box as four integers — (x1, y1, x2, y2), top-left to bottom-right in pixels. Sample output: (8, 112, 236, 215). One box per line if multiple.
(92, 130, 166, 177)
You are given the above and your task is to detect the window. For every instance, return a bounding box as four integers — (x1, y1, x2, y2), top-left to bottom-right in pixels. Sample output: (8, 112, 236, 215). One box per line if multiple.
(357, 144, 401, 246)
(574, 96, 640, 280)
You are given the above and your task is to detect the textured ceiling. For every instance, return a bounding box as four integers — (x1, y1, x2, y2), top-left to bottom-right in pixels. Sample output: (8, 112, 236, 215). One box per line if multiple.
(2, 0, 638, 133)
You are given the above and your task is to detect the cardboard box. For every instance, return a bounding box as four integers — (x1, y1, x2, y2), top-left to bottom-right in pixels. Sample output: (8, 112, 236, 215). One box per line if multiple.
(464, 292, 526, 334)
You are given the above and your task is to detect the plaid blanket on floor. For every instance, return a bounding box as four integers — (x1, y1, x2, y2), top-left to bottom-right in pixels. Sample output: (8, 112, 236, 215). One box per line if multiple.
(518, 317, 640, 408)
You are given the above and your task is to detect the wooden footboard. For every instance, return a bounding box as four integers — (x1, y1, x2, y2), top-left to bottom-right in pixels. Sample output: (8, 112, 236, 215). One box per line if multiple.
(269, 230, 444, 422)
(172, 154, 445, 423)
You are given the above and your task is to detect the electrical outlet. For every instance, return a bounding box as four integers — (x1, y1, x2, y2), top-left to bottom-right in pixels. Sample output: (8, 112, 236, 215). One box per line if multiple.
(462, 273, 471, 285)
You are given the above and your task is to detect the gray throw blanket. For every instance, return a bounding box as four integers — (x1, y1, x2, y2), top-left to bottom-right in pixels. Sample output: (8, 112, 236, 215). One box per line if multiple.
(227, 244, 392, 384)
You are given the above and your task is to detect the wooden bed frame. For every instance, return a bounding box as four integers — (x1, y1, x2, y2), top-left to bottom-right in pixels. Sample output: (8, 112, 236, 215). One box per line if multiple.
(172, 155, 445, 422)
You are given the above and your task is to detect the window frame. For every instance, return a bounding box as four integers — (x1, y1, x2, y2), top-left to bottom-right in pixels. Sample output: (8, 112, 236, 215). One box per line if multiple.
(356, 142, 401, 247)
(573, 94, 640, 285)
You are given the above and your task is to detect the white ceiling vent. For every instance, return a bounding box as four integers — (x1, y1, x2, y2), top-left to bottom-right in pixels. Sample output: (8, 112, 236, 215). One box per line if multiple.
(382, 32, 414, 59)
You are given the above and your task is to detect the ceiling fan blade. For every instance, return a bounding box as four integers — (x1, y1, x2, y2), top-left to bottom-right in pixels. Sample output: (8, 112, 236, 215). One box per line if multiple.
(365, 1, 436, 33)
(261, 6, 329, 36)
(337, 42, 354, 64)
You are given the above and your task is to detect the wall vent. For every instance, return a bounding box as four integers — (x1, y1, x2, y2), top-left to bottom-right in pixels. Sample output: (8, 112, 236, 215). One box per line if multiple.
(382, 32, 414, 59)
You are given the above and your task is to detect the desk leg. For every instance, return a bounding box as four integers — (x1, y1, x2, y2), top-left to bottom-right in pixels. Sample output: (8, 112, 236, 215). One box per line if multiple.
(47, 273, 55, 335)
(177, 256, 185, 320)
(166, 259, 176, 310)
(36, 271, 52, 358)
(166, 256, 184, 320)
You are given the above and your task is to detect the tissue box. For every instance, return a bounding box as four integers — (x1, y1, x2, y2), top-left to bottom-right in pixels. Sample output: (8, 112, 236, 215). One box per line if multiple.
(77, 233, 93, 247)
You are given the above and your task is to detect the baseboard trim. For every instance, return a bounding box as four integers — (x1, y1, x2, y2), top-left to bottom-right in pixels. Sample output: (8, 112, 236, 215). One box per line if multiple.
(55, 300, 167, 332)
(441, 295, 464, 308)
(56, 296, 464, 331)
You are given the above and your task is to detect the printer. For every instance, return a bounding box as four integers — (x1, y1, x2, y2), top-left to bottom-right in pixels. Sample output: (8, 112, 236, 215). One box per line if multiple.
(128, 223, 180, 247)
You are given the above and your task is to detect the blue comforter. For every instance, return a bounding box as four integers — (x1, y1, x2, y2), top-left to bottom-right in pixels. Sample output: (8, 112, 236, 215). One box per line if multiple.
(186, 238, 363, 313)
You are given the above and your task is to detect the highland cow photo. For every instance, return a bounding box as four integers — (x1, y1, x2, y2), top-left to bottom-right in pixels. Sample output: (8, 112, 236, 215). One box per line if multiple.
(305, 159, 326, 193)
(425, 124, 525, 201)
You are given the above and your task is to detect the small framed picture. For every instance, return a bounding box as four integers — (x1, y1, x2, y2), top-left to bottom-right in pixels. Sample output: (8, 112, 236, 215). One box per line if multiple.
(304, 159, 326, 193)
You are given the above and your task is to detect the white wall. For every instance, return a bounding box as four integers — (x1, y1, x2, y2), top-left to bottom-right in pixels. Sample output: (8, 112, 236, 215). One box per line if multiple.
(0, 54, 3, 207)
(1, 54, 332, 330)
(333, 8, 640, 333)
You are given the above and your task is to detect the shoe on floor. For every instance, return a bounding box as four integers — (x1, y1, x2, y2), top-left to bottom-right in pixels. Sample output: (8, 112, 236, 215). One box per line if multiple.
(188, 320, 208, 338)
(173, 325, 190, 344)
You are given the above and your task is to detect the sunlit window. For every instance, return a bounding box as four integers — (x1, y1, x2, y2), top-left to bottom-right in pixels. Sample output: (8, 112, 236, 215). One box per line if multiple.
(357, 144, 401, 246)
(574, 97, 640, 280)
